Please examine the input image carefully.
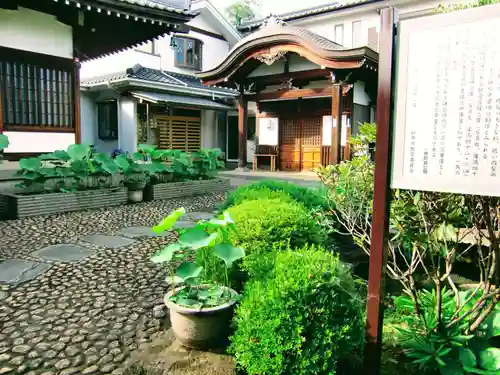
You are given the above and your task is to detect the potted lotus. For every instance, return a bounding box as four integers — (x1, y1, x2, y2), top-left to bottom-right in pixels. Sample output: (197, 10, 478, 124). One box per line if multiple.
(150, 208, 245, 349)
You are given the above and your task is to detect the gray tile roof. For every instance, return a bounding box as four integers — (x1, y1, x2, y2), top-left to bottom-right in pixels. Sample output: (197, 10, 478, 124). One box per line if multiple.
(82, 65, 237, 95)
(114, 0, 194, 14)
(239, 0, 378, 30)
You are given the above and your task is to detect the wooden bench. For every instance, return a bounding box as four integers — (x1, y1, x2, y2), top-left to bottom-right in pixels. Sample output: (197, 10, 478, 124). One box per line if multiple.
(253, 145, 279, 172)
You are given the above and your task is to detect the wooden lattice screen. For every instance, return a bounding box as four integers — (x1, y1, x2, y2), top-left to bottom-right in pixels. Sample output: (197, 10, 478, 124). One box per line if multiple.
(155, 115, 201, 151)
(0, 47, 75, 131)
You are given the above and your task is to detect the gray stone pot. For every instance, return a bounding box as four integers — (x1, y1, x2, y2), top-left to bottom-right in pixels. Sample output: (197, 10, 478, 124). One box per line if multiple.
(127, 189, 144, 203)
(165, 286, 238, 349)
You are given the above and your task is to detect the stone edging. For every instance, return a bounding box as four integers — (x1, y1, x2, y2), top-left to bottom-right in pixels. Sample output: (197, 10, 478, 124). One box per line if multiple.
(144, 178, 230, 201)
(0, 187, 128, 219)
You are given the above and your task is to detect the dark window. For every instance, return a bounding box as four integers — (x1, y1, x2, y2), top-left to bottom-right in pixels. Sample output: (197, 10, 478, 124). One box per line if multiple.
(97, 101, 118, 140)
(171, 107, 201, 117)
(0, 47, 74, 130)
(352, 103, 371, 136)
(174, 37, 203, 71)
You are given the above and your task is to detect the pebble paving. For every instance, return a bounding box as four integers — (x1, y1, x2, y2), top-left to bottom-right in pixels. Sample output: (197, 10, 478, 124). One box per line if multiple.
(0, 193, 222, 375)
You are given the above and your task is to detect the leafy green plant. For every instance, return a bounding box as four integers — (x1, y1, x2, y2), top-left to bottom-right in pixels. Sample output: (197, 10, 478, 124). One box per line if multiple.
(227, 197, 328, 276)
(393, 289, 500, 375)
(229, 246, 365, 375)
(15, 144, 129, 193)
(150, 208, 245, 308)
(0, 134, 9, 163)
(220, 179, 329, 211)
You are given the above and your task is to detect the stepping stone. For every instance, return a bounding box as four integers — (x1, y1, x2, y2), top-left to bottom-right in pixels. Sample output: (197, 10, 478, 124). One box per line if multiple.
(0, 291, 7, 300)
(184, 212, 215, 221)
(118, 226, 170, 239)
(81, 235, 135, 249)
(173, 221, 196, 229)
(0, 259, 52, 285)
(32, 244, 94, 263)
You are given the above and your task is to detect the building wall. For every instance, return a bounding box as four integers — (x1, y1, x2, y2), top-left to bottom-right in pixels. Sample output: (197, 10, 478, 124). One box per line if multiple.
(291, 0, 471, 50)
(0, 7, 73, 58)
(0, 7, 74, 154)
(80, 14, 231, 80)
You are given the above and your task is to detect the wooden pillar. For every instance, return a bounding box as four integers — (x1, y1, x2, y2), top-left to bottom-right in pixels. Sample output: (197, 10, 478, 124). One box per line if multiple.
(0, 75, 3, 134)
(237, 92, 248, 170)
(363, 7, 396, 375)
(330, 83, 343, 165)
(73, 59, 81, 144)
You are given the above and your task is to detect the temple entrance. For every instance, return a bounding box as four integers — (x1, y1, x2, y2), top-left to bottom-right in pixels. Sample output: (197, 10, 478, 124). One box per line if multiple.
(279, 117, 322, 171)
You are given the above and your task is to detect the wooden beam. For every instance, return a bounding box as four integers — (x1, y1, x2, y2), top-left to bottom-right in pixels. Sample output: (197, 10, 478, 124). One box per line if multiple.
(188, 26, 226, 41)
(247, 87, 331, 102)
(237, 91, 248, 170)
(246, 69, 330, 87)
(363, 7, 396, 375)
(74, 60, 82, 144)
(0, 63, 3, 134)
(330, 84, 342, 165)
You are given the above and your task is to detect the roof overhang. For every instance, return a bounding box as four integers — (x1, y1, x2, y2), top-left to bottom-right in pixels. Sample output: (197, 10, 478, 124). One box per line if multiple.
(130, 91, 235, 111)
(82, 77, 238, 98)
(5, 0, 196, 61)
(197, 33, 378, 86)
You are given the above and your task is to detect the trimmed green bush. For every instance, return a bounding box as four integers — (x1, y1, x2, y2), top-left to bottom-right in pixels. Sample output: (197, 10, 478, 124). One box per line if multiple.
(229, 246, 365, 375)
(220, 180, 329, 211)
(228, 198, 327, 275)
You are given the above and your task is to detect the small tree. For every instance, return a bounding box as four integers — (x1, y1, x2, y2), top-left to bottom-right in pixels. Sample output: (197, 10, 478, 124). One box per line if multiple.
(225, 0, 259, 27)
(315, 123, 500, 374)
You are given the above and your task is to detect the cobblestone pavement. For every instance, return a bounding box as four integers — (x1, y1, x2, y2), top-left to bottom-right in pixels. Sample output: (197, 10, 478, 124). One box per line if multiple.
(0, 193, 224, 375)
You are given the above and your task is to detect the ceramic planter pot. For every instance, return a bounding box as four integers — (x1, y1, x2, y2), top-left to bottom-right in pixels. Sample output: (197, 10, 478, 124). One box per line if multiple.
(125, 181, 147, 203)
(164, 286, 238, 349)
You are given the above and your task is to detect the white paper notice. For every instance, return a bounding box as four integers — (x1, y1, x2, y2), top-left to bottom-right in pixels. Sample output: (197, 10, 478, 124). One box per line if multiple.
(392, 6, 500, 196)
(258, 118, 279, 146)
(322, 116, 333, 146)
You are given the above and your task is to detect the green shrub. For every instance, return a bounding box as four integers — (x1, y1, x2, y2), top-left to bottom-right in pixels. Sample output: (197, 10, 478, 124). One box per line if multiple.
(220, 179, 329, 211)
(228, 198, 327, 275)
(230, 246, 365, 375)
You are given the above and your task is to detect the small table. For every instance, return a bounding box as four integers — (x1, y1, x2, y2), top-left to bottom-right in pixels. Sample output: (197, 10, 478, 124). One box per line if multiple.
(253, 154, 277, 172)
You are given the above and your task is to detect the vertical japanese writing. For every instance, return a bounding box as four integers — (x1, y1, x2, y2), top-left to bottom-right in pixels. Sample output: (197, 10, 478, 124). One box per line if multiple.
(456, 34, 467, 176)
(410, 131, 416, 174)
(439, 35, 450, 175)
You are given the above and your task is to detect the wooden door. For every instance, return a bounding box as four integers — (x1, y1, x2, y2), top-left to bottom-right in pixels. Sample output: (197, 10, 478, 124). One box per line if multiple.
(279, 117, 322, 171)
(279, 118, 301, 170)
(155, 115, 201, 151)
(301, 117, 322, 170)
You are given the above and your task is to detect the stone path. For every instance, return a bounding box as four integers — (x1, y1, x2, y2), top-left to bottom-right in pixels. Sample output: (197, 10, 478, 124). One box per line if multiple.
(0, 195, 221, 375)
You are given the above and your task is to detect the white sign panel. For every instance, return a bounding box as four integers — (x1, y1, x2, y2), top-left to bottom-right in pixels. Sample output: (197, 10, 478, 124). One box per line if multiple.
(392, 5, 500, 196)
(258, 117, 279, 146)
(322, 116, 333, 146)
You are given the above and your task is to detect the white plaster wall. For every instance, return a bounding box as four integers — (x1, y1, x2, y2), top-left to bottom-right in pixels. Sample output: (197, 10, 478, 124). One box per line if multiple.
(0, 7, 72, 59)
(248, 59, 286, 77)
(289, 54, 319, 72)
(201, 110, 217, 149)
(118, 98, 138, 154)
(81, 92, 97, 146)
(81, 14, 231, 79)
(291, 0, 471, 49)
(353, 81, 371, 105)
(257, 118, 278, 146)
(3, 132, 75, 153)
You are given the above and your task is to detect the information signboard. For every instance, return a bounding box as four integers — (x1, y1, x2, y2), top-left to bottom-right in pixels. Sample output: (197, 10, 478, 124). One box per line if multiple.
(392, 5, 500, 196)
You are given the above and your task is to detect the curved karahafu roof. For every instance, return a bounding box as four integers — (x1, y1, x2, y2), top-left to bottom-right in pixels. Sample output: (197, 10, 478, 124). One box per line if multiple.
(197, 16, 378, 86)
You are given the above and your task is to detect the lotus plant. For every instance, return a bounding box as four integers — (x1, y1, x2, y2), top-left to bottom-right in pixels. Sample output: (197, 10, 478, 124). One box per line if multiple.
(150, 208, 245, 308)
(0, 134, 9, 164)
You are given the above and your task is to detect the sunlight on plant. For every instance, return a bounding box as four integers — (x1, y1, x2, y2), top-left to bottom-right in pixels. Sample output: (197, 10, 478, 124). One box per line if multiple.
(150, 208, 245, 309)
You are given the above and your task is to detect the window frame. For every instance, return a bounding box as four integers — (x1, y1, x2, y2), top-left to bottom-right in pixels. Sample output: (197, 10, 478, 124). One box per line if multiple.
(0, 46, 75, 132)
(97, 100, 119, 141)
(352, 20, 363, 48)
(173, 36, 203, 71)
(334, 24, 344, 46)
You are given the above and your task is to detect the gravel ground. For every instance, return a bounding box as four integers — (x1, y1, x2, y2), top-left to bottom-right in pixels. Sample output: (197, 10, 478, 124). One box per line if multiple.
(0, 193, 226, 375)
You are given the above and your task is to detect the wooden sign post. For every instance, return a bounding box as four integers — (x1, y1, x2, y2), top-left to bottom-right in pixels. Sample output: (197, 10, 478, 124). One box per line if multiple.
(364, 3, 500, 375)
(363, 7, 396, 375)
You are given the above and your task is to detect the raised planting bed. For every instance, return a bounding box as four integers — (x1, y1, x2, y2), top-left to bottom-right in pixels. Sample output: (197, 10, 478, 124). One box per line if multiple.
(144, 178, 230, 202)
(0, 187, 128, 219)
